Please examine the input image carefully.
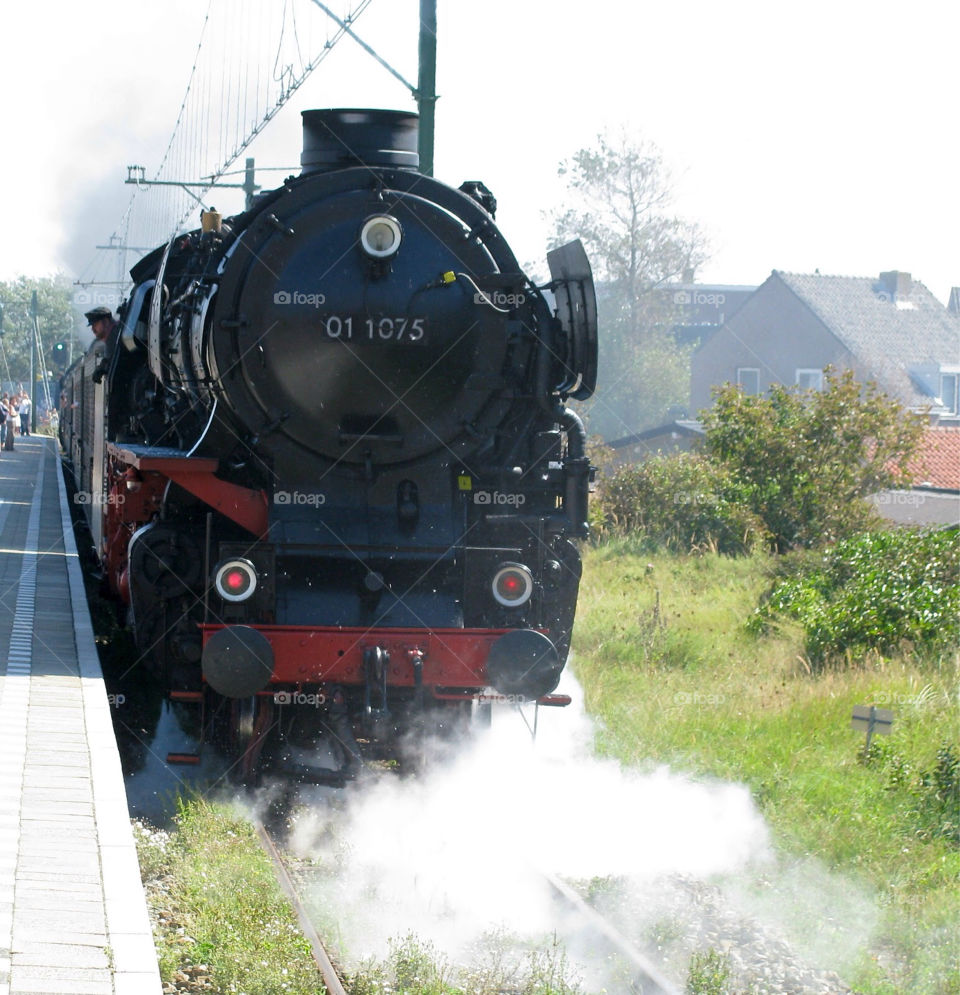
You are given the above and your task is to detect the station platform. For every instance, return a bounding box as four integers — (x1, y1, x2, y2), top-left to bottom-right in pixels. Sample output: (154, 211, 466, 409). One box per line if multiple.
(0, 436, 161, 995)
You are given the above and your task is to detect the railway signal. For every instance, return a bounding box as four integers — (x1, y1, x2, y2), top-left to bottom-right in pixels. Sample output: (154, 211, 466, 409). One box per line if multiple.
(51, 341, 68, 369)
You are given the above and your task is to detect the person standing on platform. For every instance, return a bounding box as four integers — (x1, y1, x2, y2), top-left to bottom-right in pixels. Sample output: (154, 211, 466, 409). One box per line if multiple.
(4, 393, 18, 450)
(18, 391, 31, 436)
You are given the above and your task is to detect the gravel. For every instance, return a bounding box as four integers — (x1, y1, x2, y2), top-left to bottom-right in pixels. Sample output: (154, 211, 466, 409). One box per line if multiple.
(595, 874, 855, 995)
(132, 820, 219, 995)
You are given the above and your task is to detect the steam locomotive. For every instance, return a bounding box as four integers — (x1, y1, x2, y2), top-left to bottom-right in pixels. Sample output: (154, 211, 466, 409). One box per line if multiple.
(62, 109, 597, 781)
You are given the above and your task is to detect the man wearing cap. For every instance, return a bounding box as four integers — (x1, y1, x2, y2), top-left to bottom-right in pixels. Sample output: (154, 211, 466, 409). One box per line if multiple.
(84, 306, 117, 383)
(85, 306, 117, 343)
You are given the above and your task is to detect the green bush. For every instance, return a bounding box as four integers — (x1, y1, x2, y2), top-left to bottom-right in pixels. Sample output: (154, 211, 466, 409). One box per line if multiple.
(701, 369, 923, 551)
(750, 528, 959, 663)
(590, 371, 921, 554)
(594, 451, 768, 554)
(917, 744, 960, 846)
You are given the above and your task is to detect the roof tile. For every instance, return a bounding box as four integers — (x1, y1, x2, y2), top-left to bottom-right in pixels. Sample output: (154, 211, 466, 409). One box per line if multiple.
(903, 426, 960, 491)
(776, 272, 960, 409)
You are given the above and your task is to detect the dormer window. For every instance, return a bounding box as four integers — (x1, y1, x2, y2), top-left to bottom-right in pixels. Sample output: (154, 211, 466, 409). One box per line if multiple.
(941, 373, 959, 415)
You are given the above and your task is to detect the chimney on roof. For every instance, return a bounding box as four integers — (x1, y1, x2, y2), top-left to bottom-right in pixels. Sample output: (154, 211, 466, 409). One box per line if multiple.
(879, 270, 912, 300)
(949, 287, 960, 315)
(682, 267, 695, 284)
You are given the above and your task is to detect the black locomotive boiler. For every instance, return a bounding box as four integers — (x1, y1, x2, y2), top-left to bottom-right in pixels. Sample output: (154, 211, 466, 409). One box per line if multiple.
(62, 109, 597, 780)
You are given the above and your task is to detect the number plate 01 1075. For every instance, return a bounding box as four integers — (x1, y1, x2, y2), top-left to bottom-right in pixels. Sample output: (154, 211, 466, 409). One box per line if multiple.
(321, 316, 427, 343)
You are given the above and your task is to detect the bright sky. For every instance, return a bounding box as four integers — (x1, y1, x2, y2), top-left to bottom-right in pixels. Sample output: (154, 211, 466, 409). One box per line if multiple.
(1, 0, 957, 303)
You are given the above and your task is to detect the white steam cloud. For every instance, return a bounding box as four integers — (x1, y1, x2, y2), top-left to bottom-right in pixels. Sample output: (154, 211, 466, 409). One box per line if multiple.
(281, 671, 780, 985)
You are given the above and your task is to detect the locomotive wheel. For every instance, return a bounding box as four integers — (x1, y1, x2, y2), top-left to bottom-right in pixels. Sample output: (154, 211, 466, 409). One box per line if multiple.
(136, 536, 200, 597)
(231, 696, 275, 785)
(130, 525, 201, 599)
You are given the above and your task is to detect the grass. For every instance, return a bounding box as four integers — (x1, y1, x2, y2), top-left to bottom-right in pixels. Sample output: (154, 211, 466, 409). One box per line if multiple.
(134, 797, 323, 994)
(685, 950, 733, 995)
(571, 541, 960, 995)
(345, 932, 583, 994)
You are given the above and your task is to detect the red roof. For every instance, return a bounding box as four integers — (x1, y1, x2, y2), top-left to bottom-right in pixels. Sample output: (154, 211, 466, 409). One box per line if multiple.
(902, 426, 960, 491)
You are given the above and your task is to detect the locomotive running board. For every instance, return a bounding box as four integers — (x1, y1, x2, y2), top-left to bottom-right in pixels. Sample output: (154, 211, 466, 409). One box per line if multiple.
(106, 442, 269, 537)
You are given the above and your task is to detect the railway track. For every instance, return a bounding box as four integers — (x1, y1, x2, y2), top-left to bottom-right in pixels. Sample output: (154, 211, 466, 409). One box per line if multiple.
(254, 817, 681, 995)
(541, 871, 681, 995)
(254, 820, 349, 995)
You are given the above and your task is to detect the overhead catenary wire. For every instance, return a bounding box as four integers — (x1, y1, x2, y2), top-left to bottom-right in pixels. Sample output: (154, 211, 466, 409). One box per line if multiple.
(75, 0, 378, 298)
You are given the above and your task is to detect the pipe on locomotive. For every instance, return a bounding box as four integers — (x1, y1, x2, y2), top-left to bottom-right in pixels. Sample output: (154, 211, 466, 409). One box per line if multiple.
(560, 406, 590, 539)
(534, 327, 590, 538)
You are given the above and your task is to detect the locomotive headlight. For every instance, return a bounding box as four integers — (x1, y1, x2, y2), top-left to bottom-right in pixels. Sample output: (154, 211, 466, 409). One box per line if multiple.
(360, 215, 402, 259)
(214, 558, 258, 603)
(491, 562, 534, 608)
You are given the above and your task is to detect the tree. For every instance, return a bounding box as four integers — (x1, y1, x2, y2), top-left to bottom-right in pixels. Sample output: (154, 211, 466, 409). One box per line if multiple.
(701, 369, 924, 551)
(0, 275, 79, 389)
(551, 130, 708, 440)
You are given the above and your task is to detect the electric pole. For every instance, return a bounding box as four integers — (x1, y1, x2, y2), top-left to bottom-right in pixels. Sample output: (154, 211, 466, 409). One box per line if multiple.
(310, 1, 438, 174)
(244, 158, 258, 210)
(417, 0, 437, 176)
(30, 291, 38, 433)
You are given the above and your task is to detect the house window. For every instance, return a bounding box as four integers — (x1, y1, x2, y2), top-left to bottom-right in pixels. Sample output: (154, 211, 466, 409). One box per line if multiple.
(736, 368, 760, 395)
(796, 368, 823, 391)
(941, 373, 959, 415)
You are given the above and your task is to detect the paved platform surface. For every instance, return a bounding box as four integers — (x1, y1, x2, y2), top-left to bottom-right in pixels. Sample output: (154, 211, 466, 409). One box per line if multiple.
(0, 436, 162, 995)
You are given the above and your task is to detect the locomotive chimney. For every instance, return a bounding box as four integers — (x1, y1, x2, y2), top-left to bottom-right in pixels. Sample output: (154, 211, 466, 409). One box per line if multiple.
(300, 109, 420, 175)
